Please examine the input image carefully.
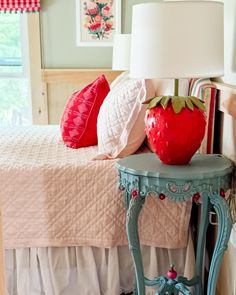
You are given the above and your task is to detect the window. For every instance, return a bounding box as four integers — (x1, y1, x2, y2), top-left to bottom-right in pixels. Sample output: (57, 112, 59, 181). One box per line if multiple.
(0, 13, 31, 126)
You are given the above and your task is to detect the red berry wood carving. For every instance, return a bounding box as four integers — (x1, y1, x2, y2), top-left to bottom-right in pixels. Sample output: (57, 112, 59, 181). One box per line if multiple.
(167, 265, 177, 279)
(145, 96, 206, 165)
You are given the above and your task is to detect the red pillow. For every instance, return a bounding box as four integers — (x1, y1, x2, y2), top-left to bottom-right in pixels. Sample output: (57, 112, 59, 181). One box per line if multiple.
(60, 75, 110, 148)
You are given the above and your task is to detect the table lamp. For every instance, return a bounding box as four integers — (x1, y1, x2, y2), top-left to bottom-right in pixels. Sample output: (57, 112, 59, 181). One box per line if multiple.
(111, 34, 131, 87)
(129, 1, 224, 165)
(112, 34, 131, 71)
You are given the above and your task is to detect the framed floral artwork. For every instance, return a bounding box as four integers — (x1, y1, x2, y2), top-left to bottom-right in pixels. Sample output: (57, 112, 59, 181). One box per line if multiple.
(76, 0, 121, 47)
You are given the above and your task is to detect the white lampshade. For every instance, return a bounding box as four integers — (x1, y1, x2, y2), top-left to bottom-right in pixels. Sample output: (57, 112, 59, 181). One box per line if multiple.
(112, 34, 131, 70)
(130, 1, 224, 79)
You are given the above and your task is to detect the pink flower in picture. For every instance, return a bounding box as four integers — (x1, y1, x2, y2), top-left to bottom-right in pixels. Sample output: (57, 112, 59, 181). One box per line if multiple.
(105, 21, 113, 31)
(86, 2, 98, 15)
(94, 15, 102, 22)
(102, 5, 110, 16)
(89, 22, 102, 31)
(87, 8, 97, 14)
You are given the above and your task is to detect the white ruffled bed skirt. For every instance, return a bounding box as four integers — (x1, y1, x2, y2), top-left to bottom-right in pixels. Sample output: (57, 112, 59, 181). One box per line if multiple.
(5, 234, 195, 295)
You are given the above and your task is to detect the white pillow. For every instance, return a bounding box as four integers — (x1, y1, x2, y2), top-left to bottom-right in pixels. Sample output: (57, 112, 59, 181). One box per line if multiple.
(96, 77, 149, 159)
(110, 71, 129, 89)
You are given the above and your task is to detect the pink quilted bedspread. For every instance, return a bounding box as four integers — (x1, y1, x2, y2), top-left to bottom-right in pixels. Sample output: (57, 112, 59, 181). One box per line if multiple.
(0, 126, 192, 249)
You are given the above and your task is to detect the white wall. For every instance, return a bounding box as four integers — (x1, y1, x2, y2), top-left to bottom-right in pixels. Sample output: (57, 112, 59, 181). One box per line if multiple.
(222, 0, 236, 85)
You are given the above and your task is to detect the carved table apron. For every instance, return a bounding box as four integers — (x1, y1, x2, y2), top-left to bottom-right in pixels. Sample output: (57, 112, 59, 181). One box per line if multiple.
(116, 154, 233, 295)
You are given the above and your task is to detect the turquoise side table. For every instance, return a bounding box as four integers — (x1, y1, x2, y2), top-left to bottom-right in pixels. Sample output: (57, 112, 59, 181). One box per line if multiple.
(116, 154, 233, 295)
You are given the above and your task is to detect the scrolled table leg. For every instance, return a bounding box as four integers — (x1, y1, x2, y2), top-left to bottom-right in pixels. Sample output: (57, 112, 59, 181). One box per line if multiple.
(126, 193, 146, 295)
(195, 191, 210, 295)
(207, 193, 233, 295)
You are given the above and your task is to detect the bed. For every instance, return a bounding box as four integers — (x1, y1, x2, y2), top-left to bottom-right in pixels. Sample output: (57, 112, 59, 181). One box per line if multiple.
(0, 70, 223, 295)
(0, 125, 195, 295)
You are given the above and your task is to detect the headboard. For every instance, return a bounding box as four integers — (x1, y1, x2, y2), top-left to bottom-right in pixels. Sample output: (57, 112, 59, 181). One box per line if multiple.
(212, 81, 236, 164)
(41, 69, 122, 124)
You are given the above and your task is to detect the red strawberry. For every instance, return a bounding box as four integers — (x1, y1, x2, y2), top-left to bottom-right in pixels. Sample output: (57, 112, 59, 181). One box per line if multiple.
(145, 96, 206, 165)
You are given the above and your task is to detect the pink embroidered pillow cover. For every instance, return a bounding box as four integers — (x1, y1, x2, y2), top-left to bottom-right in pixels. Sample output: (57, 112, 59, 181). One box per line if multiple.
(60, 75, 110, 149)
(96, 78, 151, 159)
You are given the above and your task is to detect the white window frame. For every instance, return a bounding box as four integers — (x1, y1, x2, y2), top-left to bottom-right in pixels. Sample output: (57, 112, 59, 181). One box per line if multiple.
(26, 13, 48, 125)
(0, 14, 28, 79)
(21, 15, 30, 79)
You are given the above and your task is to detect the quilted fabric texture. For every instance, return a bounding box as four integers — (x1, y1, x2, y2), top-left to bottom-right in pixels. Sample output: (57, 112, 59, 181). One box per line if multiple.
(61, 75, 110, 149)
(96, 78, 147, 159)
(0, 126, 192, 249)
(110, 71, 130, 89)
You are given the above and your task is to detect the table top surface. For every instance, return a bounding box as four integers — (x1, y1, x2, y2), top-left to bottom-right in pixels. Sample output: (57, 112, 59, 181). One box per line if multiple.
(116, 154, 233, 180)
